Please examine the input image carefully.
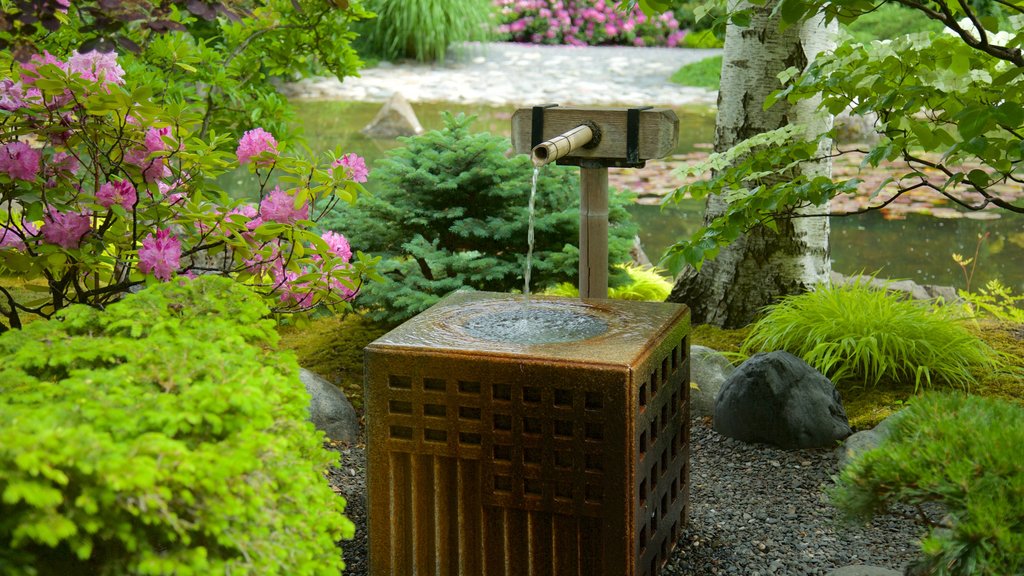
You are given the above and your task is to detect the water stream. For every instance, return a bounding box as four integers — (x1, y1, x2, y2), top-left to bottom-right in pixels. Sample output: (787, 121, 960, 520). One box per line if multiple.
(523, 166, 539, 301)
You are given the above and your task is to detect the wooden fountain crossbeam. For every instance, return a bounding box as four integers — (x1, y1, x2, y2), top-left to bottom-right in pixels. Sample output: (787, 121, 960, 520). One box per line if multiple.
(512, 105, 680, 299)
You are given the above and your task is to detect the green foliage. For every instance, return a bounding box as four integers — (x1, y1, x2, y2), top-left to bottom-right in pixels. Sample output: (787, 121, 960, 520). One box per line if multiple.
(670, 54, 722, 88)
(543, 264, 673, 301)
(958, 280, 1024, 323)
(0, 276, 352, 575)
(682, 29, 725, 48)
(841, 3, 943, 44)
(831, 393, 1024, 576)
(359, 0, 495, 63)
(2, 0, 372, 139)
(322, 113, 637, 324)
(649, 0, 1023, 273)
(741, 279, 1003, 391)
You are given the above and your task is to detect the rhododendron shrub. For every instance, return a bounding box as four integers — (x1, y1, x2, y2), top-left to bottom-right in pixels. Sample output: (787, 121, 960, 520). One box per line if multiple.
(496, 0, 688, 47)
(0, 51, 379, 331)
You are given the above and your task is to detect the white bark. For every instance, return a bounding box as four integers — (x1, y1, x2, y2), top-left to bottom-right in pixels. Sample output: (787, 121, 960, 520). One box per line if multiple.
(668, 0, 837, 328)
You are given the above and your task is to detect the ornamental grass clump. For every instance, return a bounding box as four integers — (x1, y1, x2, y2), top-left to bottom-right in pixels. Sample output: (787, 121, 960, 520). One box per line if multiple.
(831, 393, 1024, 576)
(0, 276, 353, 575)
(741, 279, 1002, 391)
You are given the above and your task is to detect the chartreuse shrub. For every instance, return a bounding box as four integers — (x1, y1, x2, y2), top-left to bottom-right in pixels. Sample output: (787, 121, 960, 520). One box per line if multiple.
(321, 113, 637, 324)
(741, 279, 1003, 391)
(0, 276, 352, 575)
(543, 264, 673, 301)
(831, 393, 1024, 576)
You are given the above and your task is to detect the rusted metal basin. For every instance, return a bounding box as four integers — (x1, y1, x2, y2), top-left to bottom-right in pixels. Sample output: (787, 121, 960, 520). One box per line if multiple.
(364, 291, 691, 576)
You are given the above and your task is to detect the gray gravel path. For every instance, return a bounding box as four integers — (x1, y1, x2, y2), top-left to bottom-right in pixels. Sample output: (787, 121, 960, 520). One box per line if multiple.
(328, 417, 929, 575)
(283, 42, 720, 107)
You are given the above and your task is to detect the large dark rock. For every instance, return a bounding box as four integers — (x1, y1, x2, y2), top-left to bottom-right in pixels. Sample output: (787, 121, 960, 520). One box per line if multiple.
(300, 368, 360, 442)
(714, 351, 852, 449)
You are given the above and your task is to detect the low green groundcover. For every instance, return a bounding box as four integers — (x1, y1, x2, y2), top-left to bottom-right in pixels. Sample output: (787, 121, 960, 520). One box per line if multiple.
(0, 276, 352, 576)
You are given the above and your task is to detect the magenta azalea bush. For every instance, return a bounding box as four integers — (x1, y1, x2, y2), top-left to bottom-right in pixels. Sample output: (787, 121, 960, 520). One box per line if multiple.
(495, 0, 687, 47)
(0, 49, 378, 331)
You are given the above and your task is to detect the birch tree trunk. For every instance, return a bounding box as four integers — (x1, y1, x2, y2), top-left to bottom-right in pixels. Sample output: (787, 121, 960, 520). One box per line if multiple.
(667, 0, 837, 328)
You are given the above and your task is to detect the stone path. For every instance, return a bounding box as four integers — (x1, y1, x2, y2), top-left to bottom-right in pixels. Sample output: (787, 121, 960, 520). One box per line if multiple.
(282, 42, 720, 107)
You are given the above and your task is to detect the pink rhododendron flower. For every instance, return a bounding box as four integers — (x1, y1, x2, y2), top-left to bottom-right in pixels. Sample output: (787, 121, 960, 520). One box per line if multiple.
(275, 268, 315, 308)
(20, 52, 68, 85)
(96, 179, 137, 209)
(49, 152, 80, 175)
(0, 221, 38, 251)
(0, 142, 42, 181)
(330, 153, 369, 183)
(145, 126, 174, 152)
(0, 80, 28, 111)
(236, 128, 279, 165)
(68, 50, 125, 86)
(41, 209, 90, 249)
(138, 228, 181, 281)
(321, 231, 352, 263)
(259, 187, 309, 224)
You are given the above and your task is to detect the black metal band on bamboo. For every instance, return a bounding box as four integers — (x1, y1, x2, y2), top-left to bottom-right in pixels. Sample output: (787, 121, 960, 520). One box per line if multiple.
(627, 106, 652, 166)
(532, 103, 559, 149)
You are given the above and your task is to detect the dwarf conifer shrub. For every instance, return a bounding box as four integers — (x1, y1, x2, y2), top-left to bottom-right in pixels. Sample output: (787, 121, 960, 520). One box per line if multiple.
(831, 393, 1024, 576)
(0, 276, 352, 575)
(323, 113, 637, 324)
(742, 279, 1002, 391)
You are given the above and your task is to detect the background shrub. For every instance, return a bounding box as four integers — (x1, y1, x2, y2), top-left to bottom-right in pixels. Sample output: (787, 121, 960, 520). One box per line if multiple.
(358, 0, 496, 63)
(321, 113, 637, 324)
(543, 263, 673, 300)
(0, 276, 352, 576)
(495, 0, 689, 46)
(741, 279, 1003, 391)
(831, 393, 1024, 576)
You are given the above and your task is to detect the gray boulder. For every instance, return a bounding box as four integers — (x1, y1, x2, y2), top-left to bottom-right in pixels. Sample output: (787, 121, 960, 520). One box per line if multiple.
(361, 92, 423, 138)
(714, 351, 852, 449)
(838, 410, 903, 469)
(300, 368, 360, 442)
(826, 565, 902, 576)
(690, 345, 735, 418)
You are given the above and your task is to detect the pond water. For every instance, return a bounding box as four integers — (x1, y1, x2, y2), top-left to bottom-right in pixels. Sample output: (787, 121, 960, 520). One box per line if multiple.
(240, 100, 1023, 293)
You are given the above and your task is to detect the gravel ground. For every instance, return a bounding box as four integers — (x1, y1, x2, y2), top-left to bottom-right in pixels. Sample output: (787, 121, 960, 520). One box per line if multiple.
(326, 416, 929, 575)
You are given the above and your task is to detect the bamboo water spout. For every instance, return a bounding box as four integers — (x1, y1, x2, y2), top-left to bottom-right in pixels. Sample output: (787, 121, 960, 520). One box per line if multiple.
(512, 105, 679, 299)
(531, 123, 598, 167)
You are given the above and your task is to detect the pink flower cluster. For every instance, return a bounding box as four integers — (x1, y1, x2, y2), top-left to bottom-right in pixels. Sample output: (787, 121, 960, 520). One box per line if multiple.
(0, 221, 39, 251)
(331, 153, 369, 183)
(274, 230, 357, 307)
(125, 126, 176, 183)
(96, 179, 137, 209)
(496, 0, 687, 47)
(259, 186, 309, 224)
(138, 229, 181, 281)
(68, 50, 126, 86)
(41, 209, 91, 249)
(0, 142, 42, 181)
(236, 128, 279, 165)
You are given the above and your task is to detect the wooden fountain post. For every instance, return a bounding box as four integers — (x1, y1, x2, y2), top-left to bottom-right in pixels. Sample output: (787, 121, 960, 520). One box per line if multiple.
(512, 105, 679, 298)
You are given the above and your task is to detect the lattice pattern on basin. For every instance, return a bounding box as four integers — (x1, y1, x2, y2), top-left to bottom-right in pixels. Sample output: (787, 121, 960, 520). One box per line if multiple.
(382, 374, 615, 517)
(636, 337, 690, 576)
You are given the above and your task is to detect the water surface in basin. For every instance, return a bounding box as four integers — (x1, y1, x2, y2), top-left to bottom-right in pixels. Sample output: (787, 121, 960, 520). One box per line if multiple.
(461, 304, 608, 344)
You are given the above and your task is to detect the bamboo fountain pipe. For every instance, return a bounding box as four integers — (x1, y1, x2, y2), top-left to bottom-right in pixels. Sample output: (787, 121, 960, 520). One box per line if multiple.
(532, 124, 608, 298)
(531, 124, 596, 167)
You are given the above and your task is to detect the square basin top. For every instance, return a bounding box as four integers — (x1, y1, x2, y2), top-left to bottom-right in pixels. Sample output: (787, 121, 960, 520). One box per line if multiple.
(366, 291, 690, 369)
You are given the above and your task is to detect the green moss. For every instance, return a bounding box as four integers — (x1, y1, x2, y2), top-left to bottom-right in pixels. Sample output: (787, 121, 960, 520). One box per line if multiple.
(690, 323, 751, 355)
(277, 313, 389, 411)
